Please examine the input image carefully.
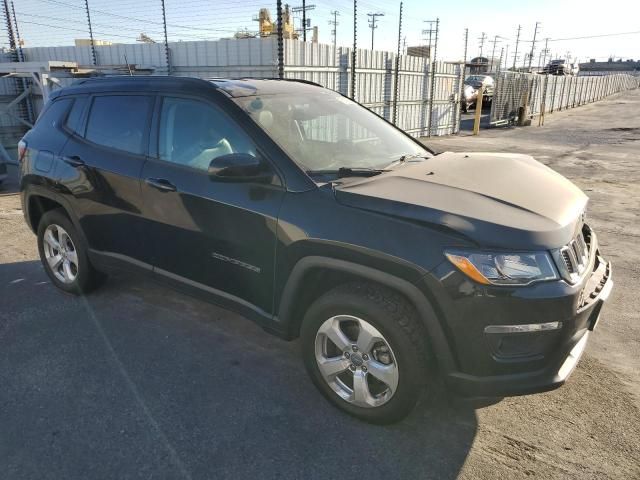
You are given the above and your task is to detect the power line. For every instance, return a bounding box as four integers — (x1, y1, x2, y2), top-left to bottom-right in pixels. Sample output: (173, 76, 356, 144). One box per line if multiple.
(547, 30, 640, 42)
(29, 0, 240, 35)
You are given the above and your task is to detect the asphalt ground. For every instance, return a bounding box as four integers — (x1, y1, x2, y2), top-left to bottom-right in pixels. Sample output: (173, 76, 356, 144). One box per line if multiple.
(1, 89, 639, 479)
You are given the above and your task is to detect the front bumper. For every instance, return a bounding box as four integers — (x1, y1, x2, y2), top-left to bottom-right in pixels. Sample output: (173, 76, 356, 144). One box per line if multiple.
(423, 245, 612, 398)
(447, 266, 611, 397)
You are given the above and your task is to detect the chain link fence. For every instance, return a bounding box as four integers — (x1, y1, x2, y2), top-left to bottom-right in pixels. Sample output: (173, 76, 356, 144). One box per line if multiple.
(490, 72, 640, 125)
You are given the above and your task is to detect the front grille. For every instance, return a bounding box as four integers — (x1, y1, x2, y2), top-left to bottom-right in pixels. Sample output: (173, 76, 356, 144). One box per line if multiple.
(555, 226, 593, 284)
(561, 231, 589, 275)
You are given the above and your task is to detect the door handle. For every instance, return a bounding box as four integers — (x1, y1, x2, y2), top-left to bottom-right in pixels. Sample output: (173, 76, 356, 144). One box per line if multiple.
(145, 177, 177, 192)
(63, 155, 85, 167)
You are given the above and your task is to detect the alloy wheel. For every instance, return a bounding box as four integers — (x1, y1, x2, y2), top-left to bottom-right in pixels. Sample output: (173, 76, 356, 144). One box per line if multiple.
(42, 224, 79, 284)
(314, 315, 399, 408)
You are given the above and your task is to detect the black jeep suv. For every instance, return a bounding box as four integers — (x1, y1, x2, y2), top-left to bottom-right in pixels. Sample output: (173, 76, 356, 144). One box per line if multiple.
(19, 76, 612, 423)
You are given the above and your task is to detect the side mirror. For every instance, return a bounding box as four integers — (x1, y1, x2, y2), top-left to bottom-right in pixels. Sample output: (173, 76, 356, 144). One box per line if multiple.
(208, 153, 273, 183)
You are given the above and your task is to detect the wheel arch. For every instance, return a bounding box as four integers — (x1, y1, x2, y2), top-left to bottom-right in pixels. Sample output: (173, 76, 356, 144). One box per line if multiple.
(24, 187, 81, 236)
(276, 256, 456, 373)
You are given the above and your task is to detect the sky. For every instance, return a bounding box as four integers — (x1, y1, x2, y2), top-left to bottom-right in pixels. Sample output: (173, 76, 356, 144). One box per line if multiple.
(5, 0, 640, 65)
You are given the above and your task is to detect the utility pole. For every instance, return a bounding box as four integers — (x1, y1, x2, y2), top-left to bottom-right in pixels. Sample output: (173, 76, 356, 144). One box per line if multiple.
(540, 37, 549, 69)
(351, 0, 357, 99)
(504, 43, 509, 70)
(478, 32, 487, 57)
(512, 24, 521, 70)
(392, 1, 403, 125)
(527, 21, 540, 71)
(292, 2, 316, 41)
(367, 12, 384, 50)
(490, 35, 505, 71)
(329, 10, 339, 51)
(422, 20, 436, 57)
(462, 28, 469, 67)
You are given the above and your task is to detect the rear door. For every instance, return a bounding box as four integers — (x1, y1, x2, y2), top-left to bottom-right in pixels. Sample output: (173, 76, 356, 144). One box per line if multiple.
(58, 93, 153, 265)
(140, 94, 285, 314)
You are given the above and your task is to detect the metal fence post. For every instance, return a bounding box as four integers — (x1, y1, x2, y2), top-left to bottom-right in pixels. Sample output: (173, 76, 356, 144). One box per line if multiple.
(538, 74, 549, 126)
(473, 86, 484, 135)
(427, 17, 439, 137)
(9, 0, 23, 61)
(458, 28, 468, 129)
(10, 1, 34, 123)
(84, 0, 97, 66)
(579, 77, 585, 105)
(391, 1, 402, 125)
(558, 75, 566, 111)
(276, 0, 284, 79)
(2, 0, 16, 52)
(350, 0, 357, 100)
(160, 0, 171, 74)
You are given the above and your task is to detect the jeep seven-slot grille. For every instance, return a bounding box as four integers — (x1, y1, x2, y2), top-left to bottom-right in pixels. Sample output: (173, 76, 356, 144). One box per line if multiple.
(559, 230, 590, 281)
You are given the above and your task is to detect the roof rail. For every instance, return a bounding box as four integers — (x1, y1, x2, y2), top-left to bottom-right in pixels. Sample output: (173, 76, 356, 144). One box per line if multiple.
(208, 77, 324, 88)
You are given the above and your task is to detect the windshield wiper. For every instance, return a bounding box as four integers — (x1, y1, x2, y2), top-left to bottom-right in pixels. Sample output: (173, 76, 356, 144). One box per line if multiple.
(385, 153, 430, 169)
(306, 167, 390, 178)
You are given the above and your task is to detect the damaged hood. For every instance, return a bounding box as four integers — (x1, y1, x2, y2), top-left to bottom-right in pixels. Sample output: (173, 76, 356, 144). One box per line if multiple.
(334, 152, 588, 250)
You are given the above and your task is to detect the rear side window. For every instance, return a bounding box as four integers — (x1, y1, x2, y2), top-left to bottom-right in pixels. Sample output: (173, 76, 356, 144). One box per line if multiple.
(35, 98, 73, 129)
(65, 96, 88, 135)
(85, 95, 152, 155)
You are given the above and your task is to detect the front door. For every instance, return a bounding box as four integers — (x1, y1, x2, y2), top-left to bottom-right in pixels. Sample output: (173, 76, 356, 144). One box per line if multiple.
(140, 95, 285, 314)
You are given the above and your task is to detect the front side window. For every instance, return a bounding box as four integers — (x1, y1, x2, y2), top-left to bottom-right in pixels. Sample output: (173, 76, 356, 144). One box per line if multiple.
(158, 96, 256, 171)
(233, 89, 429, 172)
(85, 95, 152, 155)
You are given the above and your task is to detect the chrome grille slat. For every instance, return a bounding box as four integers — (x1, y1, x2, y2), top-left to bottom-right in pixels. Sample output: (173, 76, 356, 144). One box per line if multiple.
(561, 249, 575, 273)
(556, 225, 592, 284)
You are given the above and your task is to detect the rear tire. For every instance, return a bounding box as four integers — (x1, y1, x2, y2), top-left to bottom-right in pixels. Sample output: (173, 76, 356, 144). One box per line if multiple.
(37, 208, 105, 294)
(300, 282, 433, 424)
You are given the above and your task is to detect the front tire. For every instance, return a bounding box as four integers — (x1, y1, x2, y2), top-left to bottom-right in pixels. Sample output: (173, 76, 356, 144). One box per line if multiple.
(300, 282, 433, 424)
(37, 208, 104, 294)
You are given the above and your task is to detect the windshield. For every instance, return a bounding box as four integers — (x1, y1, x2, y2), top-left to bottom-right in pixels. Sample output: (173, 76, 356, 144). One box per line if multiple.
(232, 89, 430, 172)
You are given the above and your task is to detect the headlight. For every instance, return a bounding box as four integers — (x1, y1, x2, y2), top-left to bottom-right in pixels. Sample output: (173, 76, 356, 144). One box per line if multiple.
(444, 250, 559, 286)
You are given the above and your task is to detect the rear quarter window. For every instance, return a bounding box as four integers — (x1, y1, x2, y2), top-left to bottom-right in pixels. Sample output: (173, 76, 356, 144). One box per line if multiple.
(85, 95, 152, 155)
(65, 96, 88, 135)
(35, 98, 73, 130)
